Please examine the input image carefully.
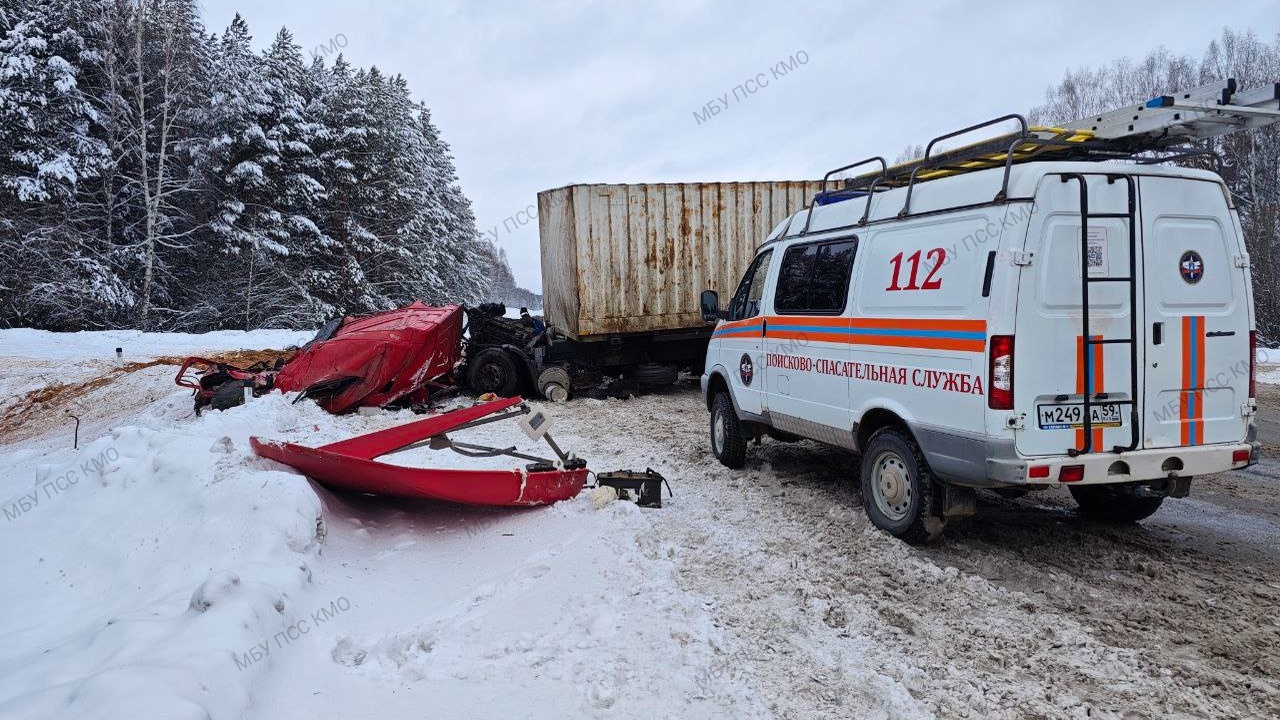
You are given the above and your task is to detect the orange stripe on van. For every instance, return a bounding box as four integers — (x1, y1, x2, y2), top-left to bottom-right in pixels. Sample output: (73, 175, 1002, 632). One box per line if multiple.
(1179, 315, 1207, 446)
(1180, 316, 1191, 446)
(847, 317, 987, 332)
(1074, 335, 1104, 452)
(765, 330, 850, 345)
(711, 317, 765, 339)
(766, 330, 984, 353)
(764, 317, 987, 353)
(1091, 337, 1104, 452)
(1195, 320, 1206, 445)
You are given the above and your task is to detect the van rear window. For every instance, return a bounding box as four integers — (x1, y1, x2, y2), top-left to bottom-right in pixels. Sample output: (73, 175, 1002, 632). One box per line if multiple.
(775, 239, 857, 314)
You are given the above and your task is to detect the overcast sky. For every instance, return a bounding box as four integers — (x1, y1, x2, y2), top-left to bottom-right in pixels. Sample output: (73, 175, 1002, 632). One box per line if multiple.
(200, 0, 1277, 293)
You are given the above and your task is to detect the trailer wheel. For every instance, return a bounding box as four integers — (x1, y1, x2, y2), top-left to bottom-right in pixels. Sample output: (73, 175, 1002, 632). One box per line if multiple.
(860, 427, 946, 544)
(1068, 484, 1165, 522)
(467, 348, 520, 397)
(710, 391, 746, 469)
(537, 366, 572, 403)
(629, 363, 678, 387)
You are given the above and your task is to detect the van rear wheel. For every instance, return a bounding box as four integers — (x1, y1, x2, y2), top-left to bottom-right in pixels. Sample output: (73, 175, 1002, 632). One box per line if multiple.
(710, 392, 746, 469)
(860, 427, 946, 544)
(1068, 484, 1165, 523)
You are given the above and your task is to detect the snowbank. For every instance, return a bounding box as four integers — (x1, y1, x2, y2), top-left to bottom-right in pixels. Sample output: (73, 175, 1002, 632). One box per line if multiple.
(1259, 346, 1279, 385)
(0, 327, 318, 438)
(1259, 365, 1280, 386)
(0, 389, 325, 719)
(0, 327, 315, 361)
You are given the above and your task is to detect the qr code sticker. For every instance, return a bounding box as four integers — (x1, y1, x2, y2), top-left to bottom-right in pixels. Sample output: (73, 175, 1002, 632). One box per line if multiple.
(1082, 228, 1108, 275)
(1087, 243, 1104, 269)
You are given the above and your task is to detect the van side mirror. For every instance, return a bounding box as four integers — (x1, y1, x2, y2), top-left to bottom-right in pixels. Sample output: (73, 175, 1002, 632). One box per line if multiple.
(700, 290, 720, 323)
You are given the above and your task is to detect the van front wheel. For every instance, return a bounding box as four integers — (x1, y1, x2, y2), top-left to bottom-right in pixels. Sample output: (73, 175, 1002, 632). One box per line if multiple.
(1068, 484, 1165, 522)
(710, 392, 746, 469)
(860, 427, 946, 543)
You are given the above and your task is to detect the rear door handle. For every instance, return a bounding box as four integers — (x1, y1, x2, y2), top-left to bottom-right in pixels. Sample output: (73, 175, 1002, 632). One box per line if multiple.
(1152, 322, 1162, 345)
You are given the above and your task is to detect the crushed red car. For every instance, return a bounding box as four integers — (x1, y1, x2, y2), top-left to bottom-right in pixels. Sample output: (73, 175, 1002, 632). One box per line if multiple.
(275, 302, 463, 413)
(176, 302, 464, 415)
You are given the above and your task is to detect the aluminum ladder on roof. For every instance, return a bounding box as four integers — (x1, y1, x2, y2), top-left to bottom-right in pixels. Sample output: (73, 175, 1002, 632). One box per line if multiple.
(1061, 79, 1280, 143)
(804, 78, 1280, 230)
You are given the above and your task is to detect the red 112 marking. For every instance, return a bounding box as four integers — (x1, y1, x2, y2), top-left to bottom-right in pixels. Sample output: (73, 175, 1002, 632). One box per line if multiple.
(887, 248, 946, 291)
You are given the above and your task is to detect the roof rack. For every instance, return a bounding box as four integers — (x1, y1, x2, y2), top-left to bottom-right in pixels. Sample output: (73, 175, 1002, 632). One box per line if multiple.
(806, 77, 1280, 228)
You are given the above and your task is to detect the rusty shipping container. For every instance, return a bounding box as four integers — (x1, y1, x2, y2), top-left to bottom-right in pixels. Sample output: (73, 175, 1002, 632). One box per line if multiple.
(538, 181, 822, 341)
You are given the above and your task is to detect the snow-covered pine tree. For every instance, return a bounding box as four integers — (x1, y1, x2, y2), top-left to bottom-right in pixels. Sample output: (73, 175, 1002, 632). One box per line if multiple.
(0, 0, 115, 329)
(306, 53, 385, 317)
(0, 0, 105, 204)
(248, 27, 337, 327)
(1, 4, 494, 331)
(346, 68, 420, 311)
(412, 103, 488, 306)
(196, 14, 295, 330)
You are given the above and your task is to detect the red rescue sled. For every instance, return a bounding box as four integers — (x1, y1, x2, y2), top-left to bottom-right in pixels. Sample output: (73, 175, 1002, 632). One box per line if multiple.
(250, 397, 587, 507)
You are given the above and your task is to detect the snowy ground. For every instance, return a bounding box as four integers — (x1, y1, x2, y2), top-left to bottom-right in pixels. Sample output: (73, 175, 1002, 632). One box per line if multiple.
(1259, 347, 1280, 385)
(1, 330, 1278, 719)
(0, 328, 314, 422)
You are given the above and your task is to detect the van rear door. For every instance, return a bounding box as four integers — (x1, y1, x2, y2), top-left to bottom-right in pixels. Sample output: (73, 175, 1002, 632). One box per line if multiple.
(1014, 174, 1138, 457)
(1139, 176, 1251, 448)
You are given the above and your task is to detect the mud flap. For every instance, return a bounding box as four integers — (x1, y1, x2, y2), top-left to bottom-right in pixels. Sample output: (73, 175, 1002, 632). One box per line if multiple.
(940, 484, 976, 518)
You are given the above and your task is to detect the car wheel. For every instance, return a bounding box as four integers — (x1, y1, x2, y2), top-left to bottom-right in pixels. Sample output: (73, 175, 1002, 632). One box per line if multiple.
(467, 348, 521, 397)
(860, 427, 946, 543)
(710, 391, 746, 469)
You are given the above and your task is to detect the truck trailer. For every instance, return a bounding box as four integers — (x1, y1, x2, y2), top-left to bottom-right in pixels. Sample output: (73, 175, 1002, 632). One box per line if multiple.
(463, 181, 821, 397)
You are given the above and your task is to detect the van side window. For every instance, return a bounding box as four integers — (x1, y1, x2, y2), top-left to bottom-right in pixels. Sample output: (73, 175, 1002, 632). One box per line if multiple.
(775, 238, 857, 314)
(729, 249, 773, 321)
(775, 244, 817, 311)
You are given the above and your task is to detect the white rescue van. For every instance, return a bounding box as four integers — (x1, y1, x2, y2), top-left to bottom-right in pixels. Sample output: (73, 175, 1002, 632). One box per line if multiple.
(701, 79, 1275, 542)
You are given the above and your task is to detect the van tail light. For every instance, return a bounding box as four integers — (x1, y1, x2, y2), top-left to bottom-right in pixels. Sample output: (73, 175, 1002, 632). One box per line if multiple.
(1232, 449, 1250, 463)
(989, 335, 1014, 410)
(1249, 330, 1256, 399)
(1059, 465, 1085, 483)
